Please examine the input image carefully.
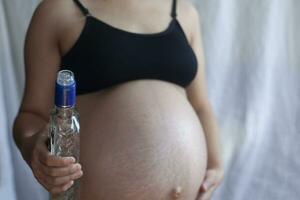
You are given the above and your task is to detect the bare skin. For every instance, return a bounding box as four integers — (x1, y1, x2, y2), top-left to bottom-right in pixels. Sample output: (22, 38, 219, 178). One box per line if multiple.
(13, 0, 224, 199)
(76, 79, 208, 199)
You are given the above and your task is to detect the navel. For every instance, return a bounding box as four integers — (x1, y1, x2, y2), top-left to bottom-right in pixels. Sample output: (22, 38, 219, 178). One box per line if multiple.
(171, 186, 182, 199)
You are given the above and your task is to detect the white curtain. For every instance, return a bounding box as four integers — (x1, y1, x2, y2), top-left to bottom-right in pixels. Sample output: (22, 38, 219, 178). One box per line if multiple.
(1, 0, 48, 199)
(196, 0, 300, 200)
(1, 0, 299, 200)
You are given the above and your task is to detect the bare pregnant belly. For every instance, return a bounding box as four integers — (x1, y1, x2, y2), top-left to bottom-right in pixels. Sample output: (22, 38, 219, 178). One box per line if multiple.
(76, 80, 207, 200)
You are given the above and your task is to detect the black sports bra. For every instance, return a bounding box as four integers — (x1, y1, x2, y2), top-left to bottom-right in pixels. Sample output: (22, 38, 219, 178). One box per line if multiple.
(60, 0, 198, 95)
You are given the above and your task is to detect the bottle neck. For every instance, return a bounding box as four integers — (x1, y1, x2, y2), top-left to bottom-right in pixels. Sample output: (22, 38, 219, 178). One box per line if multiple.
(55, 105, 75, 118)
(55, 105, 74, 109)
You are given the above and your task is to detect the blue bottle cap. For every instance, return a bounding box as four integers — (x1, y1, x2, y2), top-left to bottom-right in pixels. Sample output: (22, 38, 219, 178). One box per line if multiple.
(55, 70, 76, 107)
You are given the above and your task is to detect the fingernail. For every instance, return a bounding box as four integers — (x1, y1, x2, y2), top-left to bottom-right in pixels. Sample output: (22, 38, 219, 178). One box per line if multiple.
(72, 171, 83, 180)
(77, 164, 82, 170)
(73, 163, 80, 170)
(71, 164, 78, 172)
(203, 182, 210, 190)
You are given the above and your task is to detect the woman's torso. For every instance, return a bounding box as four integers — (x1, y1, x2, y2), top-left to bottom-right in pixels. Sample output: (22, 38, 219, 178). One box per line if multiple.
(55, 0, 207, 199)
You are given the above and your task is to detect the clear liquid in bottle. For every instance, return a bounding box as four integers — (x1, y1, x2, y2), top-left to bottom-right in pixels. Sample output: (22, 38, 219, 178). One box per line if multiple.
(49, 70, 80, 200)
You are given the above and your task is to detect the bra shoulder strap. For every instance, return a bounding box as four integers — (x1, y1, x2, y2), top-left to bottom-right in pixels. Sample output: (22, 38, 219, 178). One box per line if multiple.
(171, 0, 177, 18)
(73, 0, 90, 16)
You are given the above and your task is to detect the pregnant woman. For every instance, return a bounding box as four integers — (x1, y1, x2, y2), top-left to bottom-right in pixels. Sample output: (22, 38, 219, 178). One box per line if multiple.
(13, 0, 224, 199)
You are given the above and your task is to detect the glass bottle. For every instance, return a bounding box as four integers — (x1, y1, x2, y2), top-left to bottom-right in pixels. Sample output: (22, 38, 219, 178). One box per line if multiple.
(49, 70, 80, 200)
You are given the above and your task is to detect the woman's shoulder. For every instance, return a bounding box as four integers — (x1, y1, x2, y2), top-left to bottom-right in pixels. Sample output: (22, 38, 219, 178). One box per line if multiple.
(28, 0, 85, 47)
(177, 0, 200, 25)
(32, 0, 71, 22)
(176, 0, 201, 43)
(30, 0, 82, 35)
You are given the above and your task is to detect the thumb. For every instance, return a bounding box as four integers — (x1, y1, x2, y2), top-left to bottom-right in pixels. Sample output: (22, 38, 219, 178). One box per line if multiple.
(201, 171, 216, 191)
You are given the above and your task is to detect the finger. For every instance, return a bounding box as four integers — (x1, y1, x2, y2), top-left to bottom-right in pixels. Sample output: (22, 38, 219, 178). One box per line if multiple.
(50, 180, 74, 195)
(37, 144, 75, 167)
(46, 170, 83, 186)
(54, 170, 83, 185)
(33, 159, 83, 186)
(39, 162, 82, 177)
(31, 156, 78, 194)
(201, 171, 217, 191)
(197, 184, 217, 200)
(34, 163, 80, 188)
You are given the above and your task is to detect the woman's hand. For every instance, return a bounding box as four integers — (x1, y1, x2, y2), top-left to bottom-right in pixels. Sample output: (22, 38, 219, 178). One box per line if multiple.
(196, 165, 224, 200)
(21, 124, 83, 196)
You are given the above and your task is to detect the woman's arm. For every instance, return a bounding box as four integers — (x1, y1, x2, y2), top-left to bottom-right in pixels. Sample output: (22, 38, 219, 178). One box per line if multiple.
(13, 0, 60, 160)
(12, 0, 82, 195)
(185, 4, 223, 170)
(183, 3, 224, 199)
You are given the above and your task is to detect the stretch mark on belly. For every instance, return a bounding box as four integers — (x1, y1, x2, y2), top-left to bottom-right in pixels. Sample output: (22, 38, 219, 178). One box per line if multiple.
(171, 186, 182, 199)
